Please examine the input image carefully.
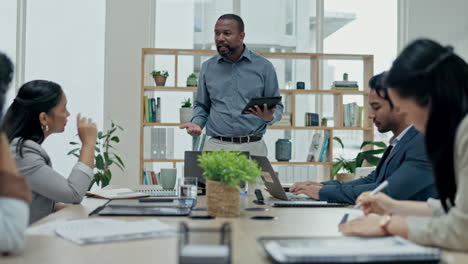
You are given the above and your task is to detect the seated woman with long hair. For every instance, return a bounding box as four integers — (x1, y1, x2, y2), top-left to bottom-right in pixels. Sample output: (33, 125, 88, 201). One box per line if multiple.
(339, 39, 468, 251)
(2, 80, 97, 223)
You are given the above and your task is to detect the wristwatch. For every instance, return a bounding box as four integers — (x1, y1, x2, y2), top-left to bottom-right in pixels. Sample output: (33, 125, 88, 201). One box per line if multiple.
(379, 214, 392, 235)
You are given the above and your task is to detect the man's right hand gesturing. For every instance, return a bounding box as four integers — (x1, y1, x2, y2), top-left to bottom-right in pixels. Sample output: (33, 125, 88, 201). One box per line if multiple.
(179, 123, 202, 136)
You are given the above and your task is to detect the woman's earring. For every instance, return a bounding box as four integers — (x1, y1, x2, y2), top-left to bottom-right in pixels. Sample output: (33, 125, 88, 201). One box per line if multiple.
(42, 125, 49, 132)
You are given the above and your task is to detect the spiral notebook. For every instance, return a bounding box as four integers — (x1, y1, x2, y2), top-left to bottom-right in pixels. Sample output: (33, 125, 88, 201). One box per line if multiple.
(134, 188, 177, 197)
(259, 236, 440, 263)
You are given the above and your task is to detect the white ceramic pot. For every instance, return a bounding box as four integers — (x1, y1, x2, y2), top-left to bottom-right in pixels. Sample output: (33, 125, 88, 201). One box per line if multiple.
(179, 107, 193, 123)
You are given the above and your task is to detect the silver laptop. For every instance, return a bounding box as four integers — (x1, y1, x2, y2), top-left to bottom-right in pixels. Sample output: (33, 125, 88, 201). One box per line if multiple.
(251, 155, 349, 207)
(251, 155, 315, 201)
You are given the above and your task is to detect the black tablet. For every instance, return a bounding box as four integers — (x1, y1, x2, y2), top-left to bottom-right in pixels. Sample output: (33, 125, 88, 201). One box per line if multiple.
(241, 96, 282, 114)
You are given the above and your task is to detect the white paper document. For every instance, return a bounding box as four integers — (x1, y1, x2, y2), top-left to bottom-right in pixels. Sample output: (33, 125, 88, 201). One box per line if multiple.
(55, 218, 176, 244)
(26, 218, 73, 236)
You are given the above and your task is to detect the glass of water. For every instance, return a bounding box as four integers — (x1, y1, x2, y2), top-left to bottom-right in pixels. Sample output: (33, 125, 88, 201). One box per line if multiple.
(179, 177, 198, 207)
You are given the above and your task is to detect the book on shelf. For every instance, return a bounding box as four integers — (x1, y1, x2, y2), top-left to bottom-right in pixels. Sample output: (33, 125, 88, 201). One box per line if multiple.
(318, 130, 330, 162)
(304, 113, 319, 126)
(331, 85, 359, 91)
(306, 130, 329, 162)
(331, 80, 359, 91)
(275, 112, 292, 126)
(143, 96, 161, 123)
(143, 96, 149, 122)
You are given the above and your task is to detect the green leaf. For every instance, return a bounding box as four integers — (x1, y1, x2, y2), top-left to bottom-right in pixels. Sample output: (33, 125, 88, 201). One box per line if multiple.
(361, 154, 381, 166)
(360, 149, 386, 156)
(71, 153, 79, 158)
(333, 136, 345, 149)
(114, 162, 124, 171)
(95, 154, 104, 170)
(197, 150, 261, 188)
(360, 141, 387, 150)
(114, 154, 125, 168)
(98, 131, 103, 139)
(67, 148, 80, 156)
(110, 136, 120, 143)
(69, 141, 79, 145)
(332, 160, 344, 176)
(95, 147, 100, 153)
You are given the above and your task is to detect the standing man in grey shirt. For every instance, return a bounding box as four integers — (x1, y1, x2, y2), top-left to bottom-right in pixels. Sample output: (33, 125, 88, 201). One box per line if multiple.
(180, 14, 283, 156)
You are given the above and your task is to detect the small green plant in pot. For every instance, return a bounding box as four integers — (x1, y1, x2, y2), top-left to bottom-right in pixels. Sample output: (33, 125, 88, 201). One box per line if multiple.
(68, 121, 125, 190)
(332, 137, 387, 182)
(186, 73, 197, 87)
(198, 150, 262, 217)
(179, 98, 193, 124)
(151, 70, 169, 86)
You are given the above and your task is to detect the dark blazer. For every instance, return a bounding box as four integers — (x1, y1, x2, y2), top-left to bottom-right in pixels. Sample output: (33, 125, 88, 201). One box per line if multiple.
(319, 127, 438, 204)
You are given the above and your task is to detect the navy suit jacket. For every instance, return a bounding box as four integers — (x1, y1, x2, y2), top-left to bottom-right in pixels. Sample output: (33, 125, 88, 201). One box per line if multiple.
(319, 127, 438, 204)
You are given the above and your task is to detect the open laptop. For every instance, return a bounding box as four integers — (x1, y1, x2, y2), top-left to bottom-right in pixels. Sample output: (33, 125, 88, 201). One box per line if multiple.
(251, 155, 349, 207)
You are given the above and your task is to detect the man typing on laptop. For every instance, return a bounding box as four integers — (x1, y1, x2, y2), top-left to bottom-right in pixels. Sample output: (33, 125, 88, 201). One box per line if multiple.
(289, 72, 438, 204)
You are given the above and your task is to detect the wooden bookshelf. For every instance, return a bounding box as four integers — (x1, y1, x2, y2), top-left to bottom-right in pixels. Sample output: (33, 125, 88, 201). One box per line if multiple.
(140, 48, 374, 183)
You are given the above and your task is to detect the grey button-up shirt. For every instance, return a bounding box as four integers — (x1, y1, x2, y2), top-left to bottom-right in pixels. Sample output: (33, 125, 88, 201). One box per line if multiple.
(191, 45, 284, 137)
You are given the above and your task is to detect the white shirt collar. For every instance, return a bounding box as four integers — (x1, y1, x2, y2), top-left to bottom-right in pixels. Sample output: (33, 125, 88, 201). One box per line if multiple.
(390, 125, 413, 147)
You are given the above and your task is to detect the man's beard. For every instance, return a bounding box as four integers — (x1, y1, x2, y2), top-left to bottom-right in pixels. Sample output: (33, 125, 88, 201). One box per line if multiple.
(216, 44, 237, 58)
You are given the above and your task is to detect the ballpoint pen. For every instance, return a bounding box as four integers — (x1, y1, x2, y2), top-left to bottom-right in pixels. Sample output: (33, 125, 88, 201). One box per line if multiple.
(338, 181, 389, 226)
(353, 180, 389, 209)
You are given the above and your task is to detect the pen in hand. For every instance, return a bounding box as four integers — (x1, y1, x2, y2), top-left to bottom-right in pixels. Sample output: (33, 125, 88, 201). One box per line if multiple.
(353, 180, 389, 209)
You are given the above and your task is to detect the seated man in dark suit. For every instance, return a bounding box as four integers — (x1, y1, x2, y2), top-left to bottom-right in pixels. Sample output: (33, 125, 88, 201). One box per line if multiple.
(290, 72, 438, 204)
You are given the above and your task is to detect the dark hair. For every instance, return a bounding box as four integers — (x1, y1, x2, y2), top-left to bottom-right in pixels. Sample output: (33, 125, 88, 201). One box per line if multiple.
(218, 14, 244, 33)
(369, 71, 393, 108)
(385, 39, 468, 211)
(2, 80, 64, 157)
(0, 53, 14, 119)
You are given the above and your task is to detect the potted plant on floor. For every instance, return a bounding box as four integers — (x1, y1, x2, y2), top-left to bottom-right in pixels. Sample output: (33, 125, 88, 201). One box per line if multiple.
(332, 137, 387, 182)
(179, 98, 193, 124)
(151, 70, 169, 86)
(67, 121, 125, 190)
(198, 150, 262, 217)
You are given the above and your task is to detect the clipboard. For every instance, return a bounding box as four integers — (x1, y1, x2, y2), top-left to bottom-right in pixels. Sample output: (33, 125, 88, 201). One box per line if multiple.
(242, 96, 282, 114)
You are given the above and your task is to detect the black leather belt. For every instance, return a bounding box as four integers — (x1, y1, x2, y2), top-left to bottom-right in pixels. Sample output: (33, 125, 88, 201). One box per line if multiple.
(213, 135, 263, 143)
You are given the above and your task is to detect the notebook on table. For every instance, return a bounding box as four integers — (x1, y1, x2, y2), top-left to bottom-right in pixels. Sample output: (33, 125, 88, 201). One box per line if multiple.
(89, 199, 191, 217)
(135, 188, 177, 197)
(258, 236, 440, 264)
(86, 188, 149, 199)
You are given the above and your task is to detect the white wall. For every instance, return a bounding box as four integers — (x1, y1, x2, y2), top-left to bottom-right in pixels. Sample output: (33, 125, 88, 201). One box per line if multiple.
(25, 0, 105, 176)
(0, 0, 18, 114)
(104, 0, 153, 186)
(400, 0, 468, 60)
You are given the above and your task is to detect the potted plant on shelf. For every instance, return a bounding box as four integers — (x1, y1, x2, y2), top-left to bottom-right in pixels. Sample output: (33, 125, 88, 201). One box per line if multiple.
(180, 98, 193, 124)
(151, 70, 169, 86)
(186, 73, 198, 87)
(332, 137, 387, 182)
(321, 117, 328, 127)
(198, 150, 262, 217)
(67, 121, 125, 190)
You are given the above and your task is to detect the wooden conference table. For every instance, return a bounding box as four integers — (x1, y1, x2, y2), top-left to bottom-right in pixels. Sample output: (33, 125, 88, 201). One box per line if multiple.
(3, 187, 468, 264)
